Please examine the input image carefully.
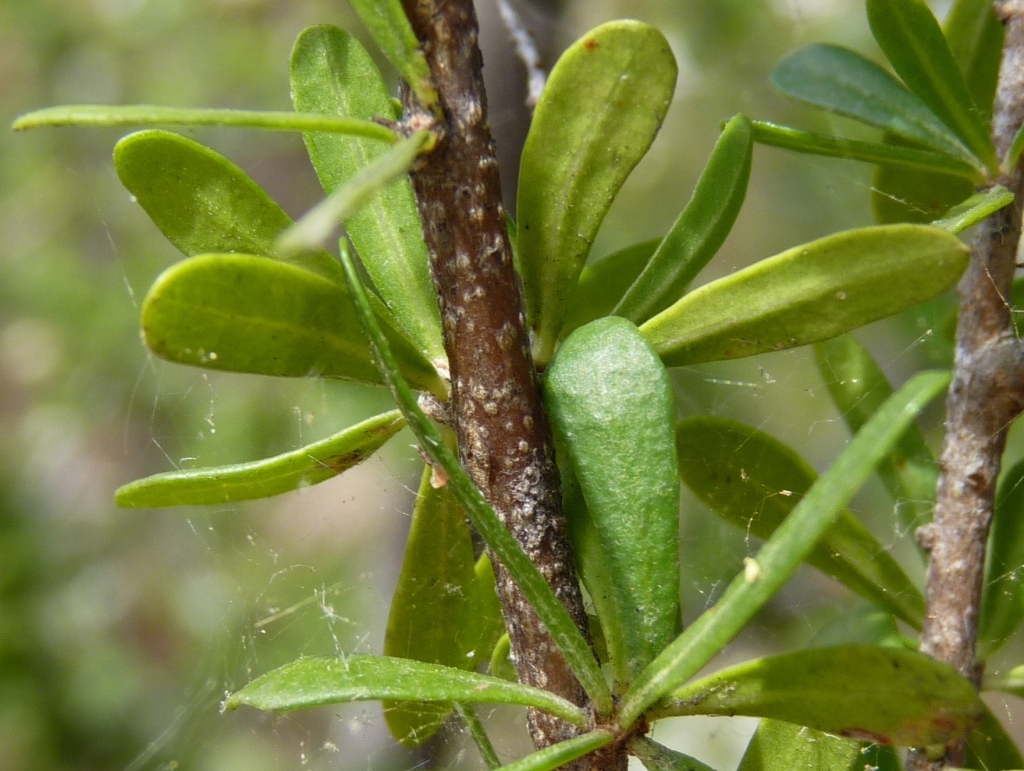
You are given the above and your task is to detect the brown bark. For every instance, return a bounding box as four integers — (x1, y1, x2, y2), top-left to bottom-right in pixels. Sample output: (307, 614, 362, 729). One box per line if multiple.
(396, 2, 622, 768)
(909, 3, 1024, 768)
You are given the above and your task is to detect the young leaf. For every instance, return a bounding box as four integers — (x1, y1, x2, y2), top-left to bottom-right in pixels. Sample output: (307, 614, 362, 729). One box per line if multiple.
(931, 185, 1015, 233)
(562, 240, 659, 337)
(978, 458, 1024, 658)
(737, 718, 895, 771)
(456, 703, 502, 770)
(12, 105, 396, 141)
(675, 416, 925, 628)
(140, 253, 445, 396)
(614, 115, 753, 323)
(489, 634, 516, 682)
(770, 44, 981, 169)
(660, 645, 983, 747)
(497, 730, 615, 771)
(335, 240, 613, 714)
(462, 553, 505, 674)
(943, 0, 1004, 128)
(517, 20, 678, 366)
(114, 130, 342, 282)
(291, 25, 444, 361)
(225, 655, 588, 726)
(866, 0, 997, 171)
(617, 371, 951, 728)
(814, 334, 938, 531)
(115, 410, 405, 507)
(628, 736, 715, 771)
(640, 224, 969, 367)
(545, 317, 681, 684)
(384, 464, 479, 747)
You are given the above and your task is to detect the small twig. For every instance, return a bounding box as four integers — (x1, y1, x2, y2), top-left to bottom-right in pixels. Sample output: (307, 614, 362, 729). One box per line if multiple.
(494, 0, 547, 108)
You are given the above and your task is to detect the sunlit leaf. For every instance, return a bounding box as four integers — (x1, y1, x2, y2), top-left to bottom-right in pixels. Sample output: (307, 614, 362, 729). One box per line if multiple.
(546, 317, 681, 683)
(737, 719, 898, 771)
(114, 130, 341, 281)
(291, 25, 444, 360)
(115, 410, 405, 507)
(562, 240, 659, 337)
(517, 20, 678, 365)
(640, 225, 969, 367)
(931, 186, 1014, 233)
(675, 416, 925, 628)
(771, 44, 981, 169)
(866, 0, 996, 170)
(943, 0, 1003, 128)
(979, 458, 1024, 658)
(617, 371, 950, 728)
(614, 115, 752, 323)
(140, 253, 445, 396)
(226, 655, 588, 726)
(660, 645, 983, 747)
(628, 736, 715, 771)
(497, 730, 615, 771)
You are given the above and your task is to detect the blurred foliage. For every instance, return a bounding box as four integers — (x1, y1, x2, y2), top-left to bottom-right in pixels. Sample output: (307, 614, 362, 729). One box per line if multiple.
(3, 0, 1015, 769)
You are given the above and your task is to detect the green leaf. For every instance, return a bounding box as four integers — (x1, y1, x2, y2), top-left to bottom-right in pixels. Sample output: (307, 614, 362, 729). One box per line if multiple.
(489, 634, 516, 682)
(932, 186, 1015, 233)
(115, 410, 405, 507)
(11, 105, 396, 142)
(750, 120, 981, 180)
(661, 645, 983, 747)
(517, 20, 678, 366)
(384, 464, 479, 747)
(545, 317, 681, 684)
(964, 703, 1024, 771)
(675, 416, 925, 628)
(562, 240, 659, 337)
(347, 0, 438, 110)
(113, 130, 341, 282)
(462, 553, 506, 672)
(498, 731, 615, 771)
(640, 224, 969, 367)
(814, 335, 938, 531)
(456, 703, 502, 770)
(226, 655, 588, 726)
(943, 0, 1004, 129)
(871, 157, 975, 225)
(335, 241, 613, 714)
(140, 253, 445, 395)
(291, 25, 444, 361)
(737, 719, 895, 771)
(614, 115, 753, 323)
(628, 737, 716, 771)
(771, 44, 982, 169)
(617, 371, 950, 728)
(978, 458, 1024, 658)
(277, 132, 431, 256)
(867, 0, 997, 170)
(1006, 123, 1024, 171)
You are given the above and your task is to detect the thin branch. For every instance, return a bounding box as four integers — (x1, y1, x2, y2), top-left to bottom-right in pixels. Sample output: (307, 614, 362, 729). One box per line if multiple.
(494, 0, 547, 108)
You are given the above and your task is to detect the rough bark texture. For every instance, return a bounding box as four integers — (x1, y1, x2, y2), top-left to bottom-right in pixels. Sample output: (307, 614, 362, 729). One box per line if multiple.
(909, 3, 1024, 768)
(396, 2, 623, 768)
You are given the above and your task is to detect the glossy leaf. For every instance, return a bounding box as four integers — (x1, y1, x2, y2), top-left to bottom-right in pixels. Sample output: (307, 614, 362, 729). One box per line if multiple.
(932, 186, 1014, 233)
(562, 240, 659, 336)
(517, 20, 678, 365)
(815, 335, 938, 531)
(384, 464, 479, 747)
(866, 0, 996, 170)
(114, 130, 342, 282)
(617, 371, 951, 728)
(291, 26, 444, 361)
(675, 416, 924, 628)
(498, 731, 615, 771)
(661, 645, 983, 746)
(12, 104, 396, 141)
(771, 44, 981, 169)
(640, 225, 969, 367)
(943, 0, 1004, 128)
(346, 0, 437, 110)
(115, 410, 405, 507)
(750, 120, 981, 180)
(978, 458, 1024, 657)
(335, 237, 613, 713)
(628, 736, 715, 771)
(226, 655, 588, 726)
(614, 115, 753, 322)
(140, 253, 445, 395)
(738, 719, 897, 771)
(545, 317, 681, 683)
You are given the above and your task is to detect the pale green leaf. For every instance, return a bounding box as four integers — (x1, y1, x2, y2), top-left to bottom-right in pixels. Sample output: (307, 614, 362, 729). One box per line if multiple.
(737, 719, 897, 771)
(497, 731, 615, 771)
(456, 703, 502, 770)
(931, 186, 1014, 233)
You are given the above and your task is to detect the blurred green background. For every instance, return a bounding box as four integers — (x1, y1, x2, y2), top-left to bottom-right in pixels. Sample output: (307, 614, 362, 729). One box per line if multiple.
(2, 0, 1017, 769)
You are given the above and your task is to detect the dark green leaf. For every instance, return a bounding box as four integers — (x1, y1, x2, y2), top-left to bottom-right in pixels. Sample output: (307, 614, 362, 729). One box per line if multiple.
(517, 20, 678, 365)
(965, 703, 1024, 771)
(979, 458, 1024, 658)
(675, 416, 925, 627)
(867, 0, 996, 170)
(545, 317, 681, 683)
(932, 186, 1014, 233)
(943, 0, 1004, 128)
(614, 115, 752, 322)
(738, 719, 896, 771)
(140, 253, 445, 395)
(562, 240, 659, 337)
(661, 645, 983, 746)
(115, 410, 405, 507)
(629, 736, 715, 771)
(640, 225, 969, 367)
(618, 371, 950, 728)
(290, 25, 444, 361)
(771, 44, 981, 169)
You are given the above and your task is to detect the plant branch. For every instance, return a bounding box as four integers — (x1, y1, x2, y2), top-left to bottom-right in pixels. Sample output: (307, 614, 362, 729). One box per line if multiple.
(395, 1, 620, 767)
(909, 3, 1024, 768)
